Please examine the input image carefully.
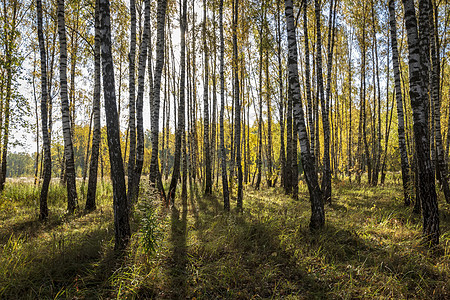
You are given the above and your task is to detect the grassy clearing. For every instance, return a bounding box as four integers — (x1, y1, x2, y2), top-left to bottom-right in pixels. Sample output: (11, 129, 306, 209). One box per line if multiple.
(0, 176, 449, 299)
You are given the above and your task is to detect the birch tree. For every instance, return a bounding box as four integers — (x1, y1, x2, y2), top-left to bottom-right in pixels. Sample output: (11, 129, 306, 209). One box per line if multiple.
(99, 0, 131, 250)
(233, 0, 243, 209)
(127, 0, 137, 201)
(37, 0, 51, 220)
(285, 0, 324, 229)
(168, 0, 187, 204)
(315, 0, 331, 204)
(389, 0, 410, 206)
(130, 0, 150, 204)
(429, 0, 450, 204)
(277, 0, 286, 188)
(57, 0, 78, 213)
(86, 0, 101, 211)
(149, 0, 168, 202)
(402, 0, 439, 245)
(203, 0, 212, 195)
(219, 0, 230, 210)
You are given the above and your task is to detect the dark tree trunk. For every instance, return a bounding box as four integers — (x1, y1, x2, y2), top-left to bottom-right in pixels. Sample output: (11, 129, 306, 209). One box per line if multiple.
(99, 0, 131, 250)
(0, 80, 7, 191)
(131, 0, 151, 204)
(219, 0, 230, 210)
(381, 24, 394, 185)
(37, 0, 51, 220)
(256, 25, 263, 190)
(303, 0, 314, 169)
(315, 0, 332, 204)
(82, 112, 93, 186)
(127, 0, 137, 202)
(32, 55, 40, 187)
(291, 87, 298, 200)
(264, 8, 273, 188)
(149, 0, 168, 203)
(347, 32, 353, 182)
(233, 0, 243, 209)
(371, 1, 382, 186)
(168, 0, 187, 205)
(429, 0, 450, 203)
(86, 0, 101, 211)
(277, 0, 286, 188)
(203, 0, 212, 195)
(211, 5, 218, 188)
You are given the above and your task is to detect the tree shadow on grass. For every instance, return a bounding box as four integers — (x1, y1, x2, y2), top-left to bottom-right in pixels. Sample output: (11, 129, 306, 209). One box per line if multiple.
(0, 208, 96, 245)
(0, 208, 127, 300)
(185, 187, 450, 299)
(176, 189, 322, 298)
(185, 208, 328, 299)
(189, 181, 199, 223)
(167, 192, 188, 299)
(316, 223, 448, 298)
(215, 216, 446, 298)
(197, 192, 222, 216)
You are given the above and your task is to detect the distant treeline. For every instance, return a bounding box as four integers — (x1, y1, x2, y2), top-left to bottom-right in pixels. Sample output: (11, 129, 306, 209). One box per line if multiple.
(6, 152, 35, 178)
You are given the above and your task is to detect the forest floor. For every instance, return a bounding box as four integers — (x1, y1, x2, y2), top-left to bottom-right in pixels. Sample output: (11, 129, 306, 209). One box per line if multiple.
(0, 176, 449, 299)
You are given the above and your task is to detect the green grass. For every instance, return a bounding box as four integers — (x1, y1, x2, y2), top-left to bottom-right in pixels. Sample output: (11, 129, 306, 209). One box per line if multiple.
(0, 176, 449, 299)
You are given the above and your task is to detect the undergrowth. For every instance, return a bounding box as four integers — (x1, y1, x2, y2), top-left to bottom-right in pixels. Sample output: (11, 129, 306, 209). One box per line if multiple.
(0, 176, 449, 299)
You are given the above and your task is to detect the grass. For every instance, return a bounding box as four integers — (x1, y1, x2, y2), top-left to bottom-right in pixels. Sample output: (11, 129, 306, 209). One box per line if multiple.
(0, 175, 449, 299)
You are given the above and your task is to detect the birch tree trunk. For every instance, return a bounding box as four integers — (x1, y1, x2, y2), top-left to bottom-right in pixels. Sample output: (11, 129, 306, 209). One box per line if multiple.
(304, 0, 314, 166)
(347, 32, 353, 182)
(190, 8, 199, 182)
(327, 0, 337, 184)
(315, 0, 332, 204)
(149, 0, 168, 201)
(371, 0, 382, 186)
(32, 54, 40, 187)
(389, 0, 411, 206)
(99, 0, 130, 250)
(265, 38, 273, 188)
(402, 0, 439, 245)
(68, 7, 79, 140)
(256, 25, 263, 190)
(129, 0, 150, 204)
(37, 0, 51, 220)
(233, 0, 243, 209)
(429, 0, 450, 203)
(203, 0, 212, 195)
(57, 0, 78, 213)
(127, 0, 137, 200)
(361, 13, 371, 185)
(86, 0, 101, 211)
(82, 113, 93, 186)
(285, 69, 293, 195)
(381, 23, 393, 185)
(0, 1, 21, 191)
(285, 0, 324, 230)
(277, 0, 286, 188)
(168, 0, 187, 204)
(292, 89, 298, 200)
(219, 0, 230, 211)
(0, 67, 11, 192)
(211, 5, 218, 187)
(418, 0, 431, 146)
